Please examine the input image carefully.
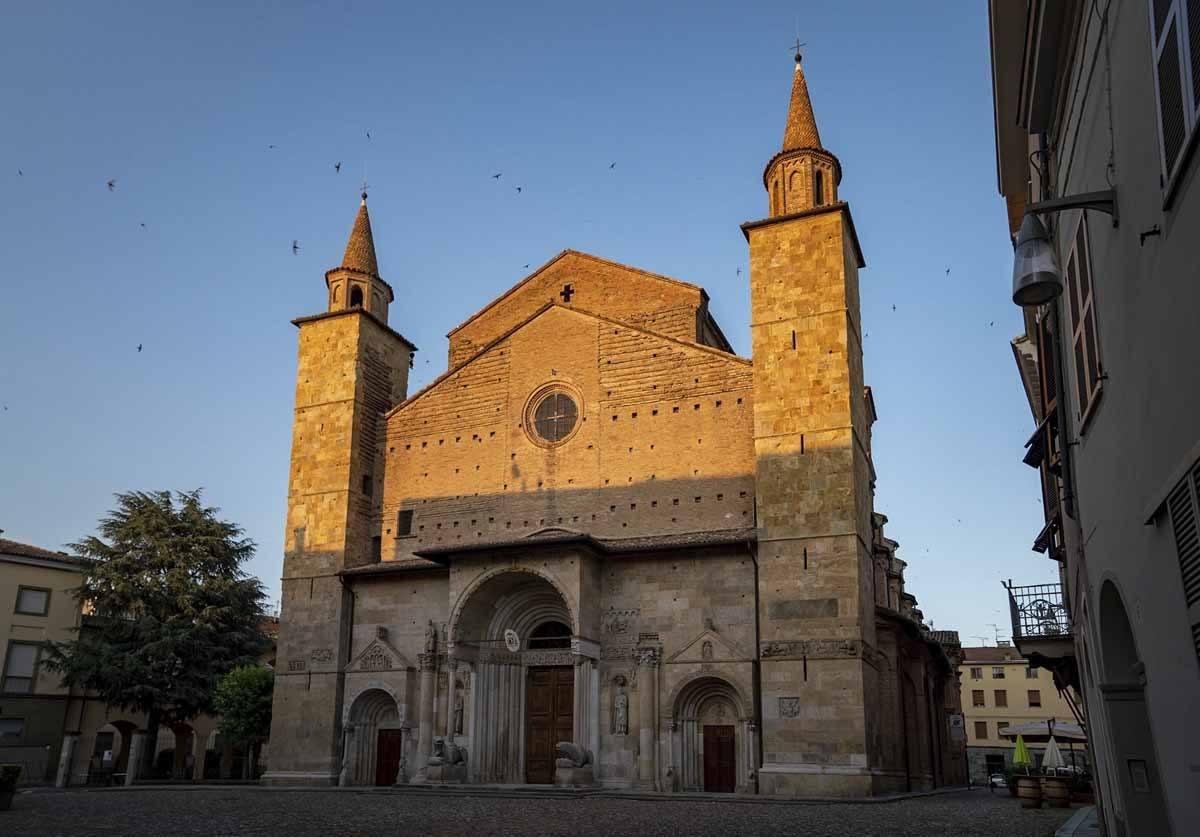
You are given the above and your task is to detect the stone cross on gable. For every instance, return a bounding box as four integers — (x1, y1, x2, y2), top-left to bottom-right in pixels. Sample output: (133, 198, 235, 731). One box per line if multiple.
(559, 283, 575, 303)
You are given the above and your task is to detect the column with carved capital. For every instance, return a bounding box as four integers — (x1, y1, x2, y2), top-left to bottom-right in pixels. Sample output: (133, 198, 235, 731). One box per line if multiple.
(417, 652, 437, 770)
(634, 646, 661, 789)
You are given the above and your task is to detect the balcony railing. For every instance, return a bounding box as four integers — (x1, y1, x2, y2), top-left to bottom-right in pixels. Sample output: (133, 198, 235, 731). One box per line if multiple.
(1005, 581, 1071, 640)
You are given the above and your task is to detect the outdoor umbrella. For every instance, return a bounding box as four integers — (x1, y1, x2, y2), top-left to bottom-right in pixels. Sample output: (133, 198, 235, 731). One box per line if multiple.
(1042, 736, 1065, 770)
(1013, 735, 1033, 773)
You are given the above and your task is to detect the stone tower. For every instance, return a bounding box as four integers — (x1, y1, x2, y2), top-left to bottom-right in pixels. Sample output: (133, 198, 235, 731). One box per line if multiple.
(264, 195, 416, 785)
(742, 54, 877, 796)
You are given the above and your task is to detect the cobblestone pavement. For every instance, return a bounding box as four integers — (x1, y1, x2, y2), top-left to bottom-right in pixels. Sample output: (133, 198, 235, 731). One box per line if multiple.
(6, 787, 1077, 837)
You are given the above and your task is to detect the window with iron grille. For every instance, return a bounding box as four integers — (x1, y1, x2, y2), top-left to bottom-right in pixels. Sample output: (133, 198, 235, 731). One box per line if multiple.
(532, 392, 579, 444)
(1063, 215, 1103, 425)
(1028, 690, 1042, 708)
(995, 689, 1008, 708)
(972, 689, 985, 707)
(1165, 459, 1200, 664)
(1149, 0, 1200, 192)
(974, 721, 988, 740)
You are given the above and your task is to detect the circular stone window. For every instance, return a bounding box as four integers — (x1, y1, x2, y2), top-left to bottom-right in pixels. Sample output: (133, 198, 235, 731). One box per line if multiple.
(530, 390, 579, 445)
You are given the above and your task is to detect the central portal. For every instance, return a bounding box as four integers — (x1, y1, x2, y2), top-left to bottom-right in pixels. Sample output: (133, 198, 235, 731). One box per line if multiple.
(525, 666, 574, 783)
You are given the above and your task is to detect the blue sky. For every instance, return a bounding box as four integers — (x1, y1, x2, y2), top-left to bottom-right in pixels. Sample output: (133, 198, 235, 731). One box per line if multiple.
(0, 2, 1052, 647)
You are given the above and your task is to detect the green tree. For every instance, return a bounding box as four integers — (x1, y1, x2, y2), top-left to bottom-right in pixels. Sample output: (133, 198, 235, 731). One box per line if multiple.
(44, 490, 267, 775)
(212, 665, 274, 778)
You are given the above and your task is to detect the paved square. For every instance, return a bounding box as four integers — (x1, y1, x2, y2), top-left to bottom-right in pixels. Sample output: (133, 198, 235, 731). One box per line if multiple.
(6, 787, 1078, 836)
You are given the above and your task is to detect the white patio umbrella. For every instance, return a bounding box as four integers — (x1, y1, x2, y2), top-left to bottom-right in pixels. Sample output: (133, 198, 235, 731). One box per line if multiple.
(1042, 736, 1065, 770)
(998, 720, 1086, 741)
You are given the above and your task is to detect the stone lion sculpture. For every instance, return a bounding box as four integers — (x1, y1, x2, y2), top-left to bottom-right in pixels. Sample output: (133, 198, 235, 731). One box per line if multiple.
(554, 741, 593, 769)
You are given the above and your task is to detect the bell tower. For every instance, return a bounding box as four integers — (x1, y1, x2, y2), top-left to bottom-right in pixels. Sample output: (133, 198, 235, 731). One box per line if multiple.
(265, 194, 416, 785)
(743, 53, 878, 796)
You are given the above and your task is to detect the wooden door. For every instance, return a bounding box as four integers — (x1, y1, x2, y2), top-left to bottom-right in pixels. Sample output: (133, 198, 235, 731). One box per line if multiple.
(703, 725, 736, 793)
(525, 666, 574, 783)
(375, 729, 403, 786)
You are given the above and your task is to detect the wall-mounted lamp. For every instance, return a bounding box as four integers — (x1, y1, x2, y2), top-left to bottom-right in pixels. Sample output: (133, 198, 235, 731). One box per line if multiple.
(1011, 189, 1117, 308)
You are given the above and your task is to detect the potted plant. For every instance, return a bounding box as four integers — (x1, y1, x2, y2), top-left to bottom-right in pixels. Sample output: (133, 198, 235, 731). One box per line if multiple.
(0, 764, 21, 811)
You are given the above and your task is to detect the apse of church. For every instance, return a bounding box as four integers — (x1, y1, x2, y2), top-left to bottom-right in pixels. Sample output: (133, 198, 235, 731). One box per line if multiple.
(265, 55, 966, 795)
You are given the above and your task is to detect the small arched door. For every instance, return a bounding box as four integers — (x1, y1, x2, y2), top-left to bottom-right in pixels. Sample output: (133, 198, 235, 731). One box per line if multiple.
(1097, 581, 1170, 835)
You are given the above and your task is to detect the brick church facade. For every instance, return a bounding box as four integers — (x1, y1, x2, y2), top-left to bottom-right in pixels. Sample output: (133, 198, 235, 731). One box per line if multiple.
(265, 57, 966, 795)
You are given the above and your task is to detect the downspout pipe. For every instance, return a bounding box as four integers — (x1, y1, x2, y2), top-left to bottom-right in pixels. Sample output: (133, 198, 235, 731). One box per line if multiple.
(747, 538, 763, 795)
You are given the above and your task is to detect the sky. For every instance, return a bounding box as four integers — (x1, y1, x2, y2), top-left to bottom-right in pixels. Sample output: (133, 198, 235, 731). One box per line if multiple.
(0, 1, 1053, 648)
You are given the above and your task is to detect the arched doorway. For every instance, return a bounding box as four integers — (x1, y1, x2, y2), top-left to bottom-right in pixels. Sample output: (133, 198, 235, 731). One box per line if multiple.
(343, 688, 403, 786)
(670, 676, 751, 793)
(1097, 580, 1170, 835)
(450, 569, 584, 784)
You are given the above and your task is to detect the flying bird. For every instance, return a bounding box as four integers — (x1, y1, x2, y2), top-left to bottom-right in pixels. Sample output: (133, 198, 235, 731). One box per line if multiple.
(891, 304, 896, 311)
(106, 179, 116, 191)
(139, 223, 146, 229)
(292, 240, 300, 255)
(945, 268, 951, 276)
(989, 321, 995, 327)
(516, 186, 522, 194)
(366, 130, 371, 140)
(492, 173, 502, 180)
(268, 144, 277, 149)
(17, 169, 22, 176)
(137, 344, 142, 352)
(736, 268, 742, 276)
(609, 162, 616, 169)
(523, 263, 530, 269)
(335, 162, 341, 173)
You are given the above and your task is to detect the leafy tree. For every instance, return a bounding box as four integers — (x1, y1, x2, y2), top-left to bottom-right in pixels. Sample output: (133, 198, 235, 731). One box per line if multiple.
(213, 665, 274, 778)
(45, 490, 267, 774)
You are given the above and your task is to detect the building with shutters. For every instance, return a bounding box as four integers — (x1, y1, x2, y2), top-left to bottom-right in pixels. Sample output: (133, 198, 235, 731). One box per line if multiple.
(957, 644, 1088, 783)
(264, 55, 967, 796)
(988, 2, 1200, 834)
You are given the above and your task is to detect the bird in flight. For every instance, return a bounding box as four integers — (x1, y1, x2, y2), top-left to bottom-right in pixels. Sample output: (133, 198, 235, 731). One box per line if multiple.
(891, 304, 896, 311)
(492, 173, 502, 180)
(139, 223, 146, 229)
(945, 268, 951, 276)
(516, 186, 522, 194)
(366, 130, 371, 140)
(106, 179, 116, 191)
(335, 162, 341, 173)
(736, 268, 741, 276)
(609, 162, 616, 169)
(268, 144, 277, 150)
(292, 240, 300, 255)
(17, 169, 22, 176)
(137, 344, 143, 352)
(989, 321, 995, 327)
(523, 263, 530, 269)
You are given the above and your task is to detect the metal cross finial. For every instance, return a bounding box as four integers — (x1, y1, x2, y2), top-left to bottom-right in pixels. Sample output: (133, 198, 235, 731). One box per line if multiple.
(791, 37, 806, 63)
(360, 179, 369, 201)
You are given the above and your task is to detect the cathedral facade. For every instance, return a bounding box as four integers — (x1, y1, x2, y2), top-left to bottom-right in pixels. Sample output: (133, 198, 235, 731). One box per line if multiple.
(265, 58, 966, 796)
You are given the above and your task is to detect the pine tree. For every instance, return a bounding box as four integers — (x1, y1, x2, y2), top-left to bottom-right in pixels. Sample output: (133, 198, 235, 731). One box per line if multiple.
(45, 490, 268, 774)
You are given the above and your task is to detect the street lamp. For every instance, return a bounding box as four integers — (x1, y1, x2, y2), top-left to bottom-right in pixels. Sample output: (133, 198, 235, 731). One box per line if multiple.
(1010, 189, 1118, 309)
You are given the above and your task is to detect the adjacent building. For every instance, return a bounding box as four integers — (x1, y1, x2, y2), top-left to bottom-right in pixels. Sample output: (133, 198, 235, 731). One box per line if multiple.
(0, 537, 83, 782)
(958, 644, 1087, 782)
(988, 2, 1200, 834)
(266, 56, 966, 795)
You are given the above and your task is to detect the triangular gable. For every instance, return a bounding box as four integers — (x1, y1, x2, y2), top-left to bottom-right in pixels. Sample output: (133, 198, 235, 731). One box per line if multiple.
(349, 635, 412, 673)
(447, 250, 706, 338)
(667, 628, 749, 664)
(386, 302, 749, 420)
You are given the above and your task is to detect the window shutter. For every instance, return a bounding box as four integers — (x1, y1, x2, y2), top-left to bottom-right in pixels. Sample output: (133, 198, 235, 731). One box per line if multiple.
(1166, 461, 1200, 663)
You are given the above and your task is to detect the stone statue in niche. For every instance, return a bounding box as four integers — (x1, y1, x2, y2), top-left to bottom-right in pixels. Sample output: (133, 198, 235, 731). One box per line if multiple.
(701, 640, 714, 661)
(612, 686, 629, 735)
(423, 619, 437, 654)
(453, 689, 464, 736)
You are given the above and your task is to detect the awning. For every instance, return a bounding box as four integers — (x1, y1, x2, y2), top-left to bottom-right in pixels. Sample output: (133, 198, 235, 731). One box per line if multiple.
(999, 720, 1086, 741)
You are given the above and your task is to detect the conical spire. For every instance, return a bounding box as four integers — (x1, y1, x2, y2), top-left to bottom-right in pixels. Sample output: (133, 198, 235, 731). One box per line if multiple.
(341, 192, 380, 276)
(782, 55, 822, 152)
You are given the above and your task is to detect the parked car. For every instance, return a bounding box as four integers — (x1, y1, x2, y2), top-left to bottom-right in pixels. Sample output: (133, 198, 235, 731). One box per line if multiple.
(989, 773, 1007, 788)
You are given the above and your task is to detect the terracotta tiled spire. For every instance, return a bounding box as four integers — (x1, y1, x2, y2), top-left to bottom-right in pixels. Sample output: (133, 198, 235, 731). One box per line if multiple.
(782, 55, 822, 152)
(341, 193, 380, 276)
